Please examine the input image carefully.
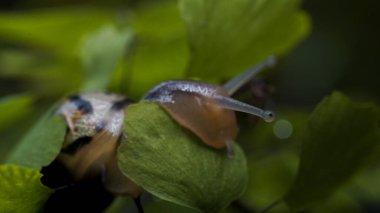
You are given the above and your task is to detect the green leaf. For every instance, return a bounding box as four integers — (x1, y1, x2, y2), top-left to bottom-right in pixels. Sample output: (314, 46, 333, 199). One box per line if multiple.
(284, 92, 380, 211)
(80, 25, 134, 91)
(179, 0, 310, 79)
(0, 95, 34, 163)
(118, 102, 248, 212)
(126, 1, 189, 98)
(0, 165, 53, 212)
(6, 104, 66, 170)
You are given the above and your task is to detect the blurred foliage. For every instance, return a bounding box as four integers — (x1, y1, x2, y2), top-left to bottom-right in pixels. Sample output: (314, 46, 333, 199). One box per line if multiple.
(285, 92, 380, 211)
(80, 25, 134, 92)
(179, 0, 309, 80)
(0, 95, 32, 130)
(0, 7, 117, 98)
(0, 0, 379, 212)
(125, 1, 189, 98)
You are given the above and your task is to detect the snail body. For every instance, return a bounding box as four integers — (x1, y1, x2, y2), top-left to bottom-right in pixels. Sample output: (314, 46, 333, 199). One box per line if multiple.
(144, 81, 239, 150)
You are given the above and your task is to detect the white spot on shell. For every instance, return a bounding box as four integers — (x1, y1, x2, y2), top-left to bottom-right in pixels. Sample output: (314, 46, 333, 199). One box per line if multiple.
(57, 92, 127, 141)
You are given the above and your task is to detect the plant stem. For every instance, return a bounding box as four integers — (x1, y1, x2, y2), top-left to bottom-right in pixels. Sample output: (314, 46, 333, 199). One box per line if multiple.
(257, 199, 282, 213)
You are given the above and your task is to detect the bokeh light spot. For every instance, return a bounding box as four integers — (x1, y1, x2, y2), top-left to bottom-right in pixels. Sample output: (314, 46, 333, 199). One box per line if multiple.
(273, 119, 293, 139)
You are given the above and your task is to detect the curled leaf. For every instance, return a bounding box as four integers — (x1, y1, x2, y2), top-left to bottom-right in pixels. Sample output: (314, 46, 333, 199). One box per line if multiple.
(118, 102, 248, 212)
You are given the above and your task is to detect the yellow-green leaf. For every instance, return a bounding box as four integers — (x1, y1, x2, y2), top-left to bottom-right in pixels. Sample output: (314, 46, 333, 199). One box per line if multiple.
(0, 165, 53, 212)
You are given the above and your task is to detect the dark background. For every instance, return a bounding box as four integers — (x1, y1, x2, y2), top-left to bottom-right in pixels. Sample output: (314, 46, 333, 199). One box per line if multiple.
(1, 0, 379, 105)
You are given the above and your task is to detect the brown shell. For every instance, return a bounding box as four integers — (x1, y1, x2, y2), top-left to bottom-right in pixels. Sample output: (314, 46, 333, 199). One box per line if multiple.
(161, 88, 238, 149)
(58, 130, 142, 197)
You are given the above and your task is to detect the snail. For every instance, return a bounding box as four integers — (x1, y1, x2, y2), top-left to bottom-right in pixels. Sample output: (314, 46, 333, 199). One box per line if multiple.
(143, 56, 276, 156)
(48, 56, 275, 212)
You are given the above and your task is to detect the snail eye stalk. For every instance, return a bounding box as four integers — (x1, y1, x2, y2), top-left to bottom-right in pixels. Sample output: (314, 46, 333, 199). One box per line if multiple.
(223, 56, 276, 96)
(212, 95, 275, 122)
